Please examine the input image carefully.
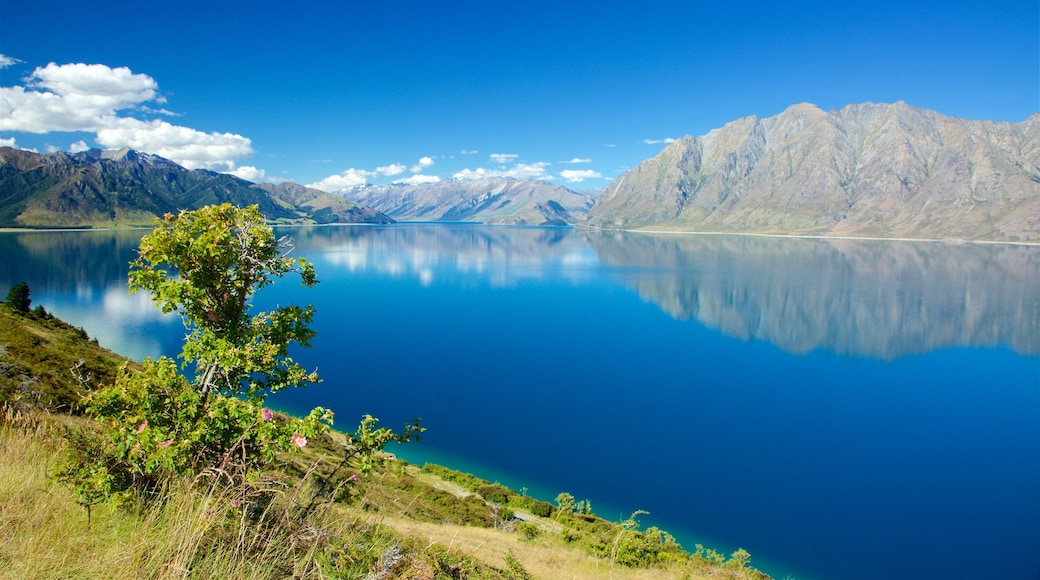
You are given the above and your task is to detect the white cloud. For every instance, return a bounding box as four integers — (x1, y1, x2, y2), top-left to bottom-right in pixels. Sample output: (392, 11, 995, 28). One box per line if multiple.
(225, 165, 265, 182)
(393, 174, 441, 185)
(0, 60, 255, 171)
(95, 118, 254, 170)
(69, 140, 90, 153)
(561, 157, 591, 164)
(45, 144, 60, 153)
(460, 149, 479, 155)
(559, 169, 602, 183)
(0, 54, 20, 69)
(307, 168, 375, 192)
(643, 138, 677, 145)
(0, 137, 16, 147)
(376, 163, 408, 176)
(410, 156, 434, 172)
(605, 143, 616, 148)
(489, 153, 518, 164)
(454, 162, 551, 181)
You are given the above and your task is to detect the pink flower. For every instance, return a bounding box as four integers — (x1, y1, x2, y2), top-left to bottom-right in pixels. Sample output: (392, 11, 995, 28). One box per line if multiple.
(290, 433, 307, 449)
(137, 420, 148, 433)
(261, 408, 274, 422)
(230, 499, 241, 509)
(349, 474, 360, 483)
(159, 439, 173, 448)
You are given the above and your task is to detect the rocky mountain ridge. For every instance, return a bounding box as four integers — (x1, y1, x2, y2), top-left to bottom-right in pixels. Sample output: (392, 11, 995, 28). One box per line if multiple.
(339, 177, 595, 225)
(584, 102, 1040, 242)
(0, 147, 392, 227)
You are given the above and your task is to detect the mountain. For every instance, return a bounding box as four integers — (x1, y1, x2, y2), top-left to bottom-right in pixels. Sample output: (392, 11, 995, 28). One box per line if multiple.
(254, 182, 393, 224)
(584, 102, 1040, 242)
(0, 147, 392, 227)
(339, 177, 595, 225)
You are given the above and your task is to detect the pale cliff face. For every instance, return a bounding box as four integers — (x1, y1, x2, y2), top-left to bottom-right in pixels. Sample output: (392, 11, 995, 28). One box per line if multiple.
(585, 102, 1040, 242)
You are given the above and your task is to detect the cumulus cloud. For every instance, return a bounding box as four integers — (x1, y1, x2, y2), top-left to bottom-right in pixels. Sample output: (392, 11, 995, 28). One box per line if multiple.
(454, 161, 551, 181)
(0, 60, 255, 171)
(225, 165, 265, 182)
(95, 118, 254, 170)
(410, 156, 434, 172)
(560, 157, 591, 164)
(559, 169, 602, 183)
(0, 137, 16, 147)
(489, 153, 518, 164)
(376, 163, 408, 176)
(69, 140, 90, 153)
(393, 174, 441, 185)
(643, 137, 677, 145)
(307, 168, 375, 192)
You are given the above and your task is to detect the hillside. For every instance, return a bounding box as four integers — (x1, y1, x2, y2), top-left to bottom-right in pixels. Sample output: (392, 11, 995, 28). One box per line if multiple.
(0, 147, 392, 227)
(340, 177, 595, 225)
(0, 301, 770, 579)
(584, 102, 1040, 242)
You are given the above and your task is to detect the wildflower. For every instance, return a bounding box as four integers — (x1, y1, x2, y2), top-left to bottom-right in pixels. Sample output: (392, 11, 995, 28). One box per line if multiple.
(137, 420, 148, 433)
(159, 439, 173, 448)
(291, 433, 307, 448)
(230, 499, 241, 509)
(350, 474, 360, 483)
(261, 408, 274, 422)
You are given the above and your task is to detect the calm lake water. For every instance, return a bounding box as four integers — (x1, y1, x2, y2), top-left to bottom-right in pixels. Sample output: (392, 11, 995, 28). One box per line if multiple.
(3, 224, 1038, 580)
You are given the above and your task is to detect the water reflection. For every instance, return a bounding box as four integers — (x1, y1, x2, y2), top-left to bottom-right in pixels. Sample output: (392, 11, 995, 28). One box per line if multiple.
(584, 231, 1040, 358)
(282, 224, 596, 288)
(2, 226, 1037, 361)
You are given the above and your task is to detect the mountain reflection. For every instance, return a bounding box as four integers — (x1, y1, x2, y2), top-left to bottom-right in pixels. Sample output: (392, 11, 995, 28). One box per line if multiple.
(584, 231, 1040, 358)
(283, 224, 593, 287)
(2, 225, 1036, 360)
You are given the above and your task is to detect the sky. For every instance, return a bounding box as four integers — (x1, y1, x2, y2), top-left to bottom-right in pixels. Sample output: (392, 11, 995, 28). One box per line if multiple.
(0, 1, 1037, 191)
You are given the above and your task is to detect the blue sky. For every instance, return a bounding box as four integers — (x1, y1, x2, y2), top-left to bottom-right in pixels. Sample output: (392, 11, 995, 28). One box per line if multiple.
(1, 1, 1036, 190)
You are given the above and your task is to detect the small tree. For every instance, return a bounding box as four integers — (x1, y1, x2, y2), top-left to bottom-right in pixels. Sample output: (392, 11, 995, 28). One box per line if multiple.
(61, 204, 420, 504)
(5, 281, 30, 313)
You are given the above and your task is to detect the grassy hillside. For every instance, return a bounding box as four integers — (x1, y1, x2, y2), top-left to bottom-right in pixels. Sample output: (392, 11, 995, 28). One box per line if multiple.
(0, 303, 771, 579)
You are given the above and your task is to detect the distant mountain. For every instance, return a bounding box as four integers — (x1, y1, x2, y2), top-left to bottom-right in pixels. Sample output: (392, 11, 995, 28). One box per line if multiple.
(0, 147, 392, 227)
(339, 177, 595, 225)
(584, 102, 1040, 242)
(254, 182, 393, 224)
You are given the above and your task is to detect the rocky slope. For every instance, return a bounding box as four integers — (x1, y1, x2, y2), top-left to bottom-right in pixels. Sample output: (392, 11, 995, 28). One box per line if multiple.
(340, 177, 594, 225)
(0, 147, 391, 227)
(585, 102, 1040, 242)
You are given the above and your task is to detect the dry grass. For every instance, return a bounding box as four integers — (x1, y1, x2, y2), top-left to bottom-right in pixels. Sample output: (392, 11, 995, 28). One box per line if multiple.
(1, 409, 767, 579)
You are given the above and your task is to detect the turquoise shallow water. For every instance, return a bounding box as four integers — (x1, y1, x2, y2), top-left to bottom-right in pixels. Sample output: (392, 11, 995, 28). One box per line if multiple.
(4, 224, 1038, 580)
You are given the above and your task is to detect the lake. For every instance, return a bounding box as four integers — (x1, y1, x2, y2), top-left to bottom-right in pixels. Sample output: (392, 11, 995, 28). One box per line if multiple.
(3, 224, 1038, 580)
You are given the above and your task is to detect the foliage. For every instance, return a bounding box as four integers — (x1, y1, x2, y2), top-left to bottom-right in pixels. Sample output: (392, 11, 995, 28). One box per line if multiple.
(5, 281, 31, 313)
(57, 204, 419, 509)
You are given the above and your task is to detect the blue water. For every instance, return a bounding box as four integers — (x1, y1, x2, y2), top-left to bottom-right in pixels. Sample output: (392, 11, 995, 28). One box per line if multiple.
(3, 224, 1038, 580)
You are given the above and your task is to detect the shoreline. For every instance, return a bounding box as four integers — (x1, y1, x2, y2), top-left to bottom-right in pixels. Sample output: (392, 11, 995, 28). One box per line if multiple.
(587, 226, 1040, 247)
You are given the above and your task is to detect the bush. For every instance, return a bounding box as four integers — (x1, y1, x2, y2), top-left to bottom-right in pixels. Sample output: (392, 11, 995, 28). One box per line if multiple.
(478, 483, 511, 504)
(517, 522, 541, 540)
(5, 282, 30, 313)
(529, 501, 553, 518)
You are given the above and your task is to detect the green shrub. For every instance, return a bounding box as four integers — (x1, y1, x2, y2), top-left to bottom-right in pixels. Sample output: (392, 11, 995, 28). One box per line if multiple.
(529, 500, 553, 518)
(478, 483, 511, 504)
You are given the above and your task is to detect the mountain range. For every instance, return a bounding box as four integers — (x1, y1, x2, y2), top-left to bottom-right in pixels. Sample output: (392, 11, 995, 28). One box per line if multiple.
(338, 178, 595, 225)
(2, 102, 1037, 241)
(0, 147, 392, 228)
(585, 102, 1040, 242)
